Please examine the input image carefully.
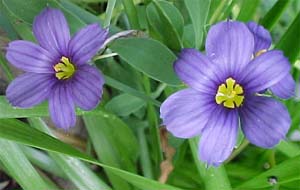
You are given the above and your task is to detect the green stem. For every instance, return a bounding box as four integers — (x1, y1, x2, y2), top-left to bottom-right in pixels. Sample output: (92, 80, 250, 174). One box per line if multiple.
(225, 139, 249, 163)
(209, 0, 227, 25)
(104, 0, 117, 28)
(137, 127, 154, 179)
(121, 0, 140, 29)
(0, 54, 13, 82)
(143, 75, 163, 177)
(93, 53, 118, 61)
(189, 138, 232, 190)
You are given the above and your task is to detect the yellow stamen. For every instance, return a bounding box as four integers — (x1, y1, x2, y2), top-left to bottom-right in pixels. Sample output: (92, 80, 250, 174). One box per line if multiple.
(54, 56, 75, 80)
(215, 77, 244, 108)
(255, 49, 267, 57)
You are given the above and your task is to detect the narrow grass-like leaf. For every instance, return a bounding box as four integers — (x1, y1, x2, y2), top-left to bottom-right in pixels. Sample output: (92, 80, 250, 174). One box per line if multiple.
(104, 0, 116, 28)
(104, 75, 161, 106)
(109, 37, 181, 86)
(276, 141, 300, 158)
(22, 146, 66, 179)
(236, 0, 260, 21)
(184, 0, 210, 49)
(28, 118, 112, 190)
(0, 140, 50, 190)
(235, 155, 300, 189)
(0, 119, 184, 190)
(84, 114, 139, 190)
(260, 0, 291, 30)
(121, 0, 140, 29)
(275, 11, 300, 63)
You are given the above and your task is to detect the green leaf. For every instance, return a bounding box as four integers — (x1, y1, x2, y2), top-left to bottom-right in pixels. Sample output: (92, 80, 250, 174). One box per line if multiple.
(184, 0, 210, 49)
(121, 0, 140, 29)
(104, 75, 161, 106)
(260, 0, 291, 30)
(0, 140, 50, 190)
(1, 0, 85, 34)
(0, 96, 108, 118)
(0, 1, 35, 41)
(189, 138, 232, 190)
(236, 0, 260, 22)
(146, 0, 183, 50)
(59, 0, 101, 24)
(0, 118, 184, 190)
(105, 93, 146, 116)
(275, 11, 300, 63)
(276, 141, 300, 158)
(29, 118, 112, 190)
(109, 37, 181, 86)
(0, 119, 180, 190)
(0, 10, 18, 39)
(22, 146, 66, 178)
(84, 113, 139, 190)
(236, 155, 300, 189)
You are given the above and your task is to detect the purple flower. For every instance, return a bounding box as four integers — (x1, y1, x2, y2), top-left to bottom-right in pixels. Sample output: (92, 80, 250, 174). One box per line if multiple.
(246, 21, 295, 99)
(5, 8, 108, 129)
(160, 21, 295, 166)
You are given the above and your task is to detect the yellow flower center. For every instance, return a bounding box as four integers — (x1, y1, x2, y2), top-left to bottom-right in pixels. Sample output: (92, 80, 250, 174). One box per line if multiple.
(215, 77, 244, 109)
(53, 56, 75, 80)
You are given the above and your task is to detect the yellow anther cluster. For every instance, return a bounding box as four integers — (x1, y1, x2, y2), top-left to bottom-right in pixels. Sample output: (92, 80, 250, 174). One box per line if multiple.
(215, 77, 244, 109)
(54, 57, 75, 80)
(255, 49, 267, 57)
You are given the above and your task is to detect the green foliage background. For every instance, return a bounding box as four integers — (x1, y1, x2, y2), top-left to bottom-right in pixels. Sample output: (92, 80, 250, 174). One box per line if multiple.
(0, 0, 300, 189)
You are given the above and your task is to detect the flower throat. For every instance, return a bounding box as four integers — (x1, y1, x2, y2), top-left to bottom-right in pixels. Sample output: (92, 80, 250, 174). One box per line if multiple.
(54, 57, 75, 80)
(215, 77, 244, 108)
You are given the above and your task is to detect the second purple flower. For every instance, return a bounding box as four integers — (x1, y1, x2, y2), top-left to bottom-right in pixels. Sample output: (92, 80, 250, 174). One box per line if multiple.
(160, 21, 295, 166)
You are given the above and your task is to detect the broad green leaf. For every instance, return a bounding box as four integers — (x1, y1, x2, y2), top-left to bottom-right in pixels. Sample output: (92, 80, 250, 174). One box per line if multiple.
(275, 11, 300, 63)
(260, 0, 291, 30)
(0, 1, 35, 41)
(182, 24, 196, 48)
(236, 155, 300, 189)
(105, 93, 146, 116)
(236, 0, 260, 22)
(84, 113, 139, 190)
(28, 118, 111, 190)
(146, 0, 183, 50)
(2, 0, 85, 33)
(184, 0, 210, 49)
(60, 0, 102, 24)
(109, 37, 181, 86)
(189, 138, 232, 190)
(0, 140, 50, 190)
(0, 119, 184, 190)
